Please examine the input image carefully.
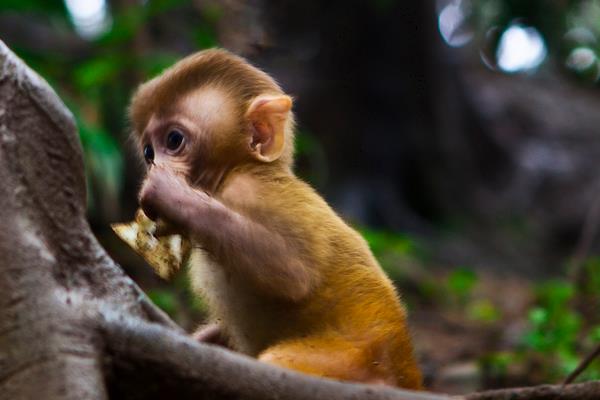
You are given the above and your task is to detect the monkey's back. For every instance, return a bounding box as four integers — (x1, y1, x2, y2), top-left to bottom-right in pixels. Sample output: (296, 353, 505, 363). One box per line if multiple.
(190, 171, 422, 388)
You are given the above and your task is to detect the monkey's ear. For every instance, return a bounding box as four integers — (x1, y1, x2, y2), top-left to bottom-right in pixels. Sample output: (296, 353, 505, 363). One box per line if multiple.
(246, 95, 292, 162)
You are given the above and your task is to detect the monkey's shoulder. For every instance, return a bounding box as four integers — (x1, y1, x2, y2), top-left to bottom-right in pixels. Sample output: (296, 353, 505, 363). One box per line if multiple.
(219, 170, 371, 256)
(219, 172, 325, 216)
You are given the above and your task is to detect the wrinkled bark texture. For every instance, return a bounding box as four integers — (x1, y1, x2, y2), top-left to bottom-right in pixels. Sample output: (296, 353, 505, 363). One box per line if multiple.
(0, 40, 597, 400)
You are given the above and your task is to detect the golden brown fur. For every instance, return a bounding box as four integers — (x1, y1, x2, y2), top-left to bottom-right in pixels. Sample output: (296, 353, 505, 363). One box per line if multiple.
(130, 48, 422, 389)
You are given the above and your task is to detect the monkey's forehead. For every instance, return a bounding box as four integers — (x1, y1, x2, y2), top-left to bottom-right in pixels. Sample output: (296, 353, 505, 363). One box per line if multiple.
(130, 48, 284, 135)
(142, 87, 239, 137)
(181, 87, 238, 124)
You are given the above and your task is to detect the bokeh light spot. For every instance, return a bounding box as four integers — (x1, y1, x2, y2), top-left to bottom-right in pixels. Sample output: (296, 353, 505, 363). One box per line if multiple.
(496, 24, 547, 73)
(438, 1, 473, 48)
(566, 47, 597, 72)
(64, 0, 111, 39)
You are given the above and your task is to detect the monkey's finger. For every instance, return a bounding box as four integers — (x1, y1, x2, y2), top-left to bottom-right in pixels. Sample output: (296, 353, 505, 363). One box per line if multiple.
(139, 185, 161, 221)
(193, 324, 231, 348)
(139, 201, 158, 221)
(154, 219, 178, 237)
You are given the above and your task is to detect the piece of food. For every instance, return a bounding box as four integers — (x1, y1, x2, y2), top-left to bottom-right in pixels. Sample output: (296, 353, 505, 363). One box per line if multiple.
(111, 209, 191, 280)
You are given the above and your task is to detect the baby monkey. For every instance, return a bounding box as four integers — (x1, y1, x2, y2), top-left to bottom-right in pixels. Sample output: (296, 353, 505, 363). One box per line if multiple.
(128, 49, 422, 389)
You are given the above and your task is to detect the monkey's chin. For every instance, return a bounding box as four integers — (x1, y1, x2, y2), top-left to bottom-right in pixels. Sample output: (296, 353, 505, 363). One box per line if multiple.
(111, 209, 191, 280)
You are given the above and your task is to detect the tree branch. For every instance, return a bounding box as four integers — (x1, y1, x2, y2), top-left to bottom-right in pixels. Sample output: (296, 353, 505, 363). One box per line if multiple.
(465, 381, 600, 400)
(564, 343, 600, 385)
(100, 315, 449, 400)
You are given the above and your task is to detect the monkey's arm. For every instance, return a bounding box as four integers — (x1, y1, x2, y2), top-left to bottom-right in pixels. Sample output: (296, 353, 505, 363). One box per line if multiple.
(140, 166, 313, 301)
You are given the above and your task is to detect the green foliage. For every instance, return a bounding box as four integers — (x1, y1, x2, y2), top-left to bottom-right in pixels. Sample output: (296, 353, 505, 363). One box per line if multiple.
(359, 227, 421, 282)
(147, 274, 208, 322)
(74, 58, 121, 92)
(174, 274, 208, 314)
(2, 0, 219, 221)
(468, 298, 501, 323)
(447, 267, 477, 303)
(361, 228, 416, 256)
(77, 115, 123, 213)
(147, 289, 179, 316)
(146, 0, 191, 15)
(0, 0, 65, 14)
(478, 269, 600, 384)
(480, 351, 519, 379)
(523, 282, 581, 354)
(194, 25, 218, 49)
(192, 8, 221, 53)
(360, 229, 503, 324)
(294, 130, 317, 157)
(294, 130, 329, 188)
(497, 275, 600, 383)
(442, 266, 475, 305)
(582, 256, 600, 295)
(520, 278, 600, 381)
(441, 267, 502, 323)
(139, 53, 180, 78)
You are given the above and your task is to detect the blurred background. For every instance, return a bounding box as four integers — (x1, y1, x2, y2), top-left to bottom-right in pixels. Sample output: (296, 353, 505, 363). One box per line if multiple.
(2, 0, 600, 393)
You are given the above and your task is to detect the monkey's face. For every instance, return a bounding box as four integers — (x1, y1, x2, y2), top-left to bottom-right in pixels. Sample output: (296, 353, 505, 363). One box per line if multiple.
(139, 87, 243, 191)
(136, 80, 293, 196)
(130, 49, 297, 194)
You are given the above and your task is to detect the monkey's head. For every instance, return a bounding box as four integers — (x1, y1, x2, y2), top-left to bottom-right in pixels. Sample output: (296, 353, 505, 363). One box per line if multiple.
(129, 48, 295, 190)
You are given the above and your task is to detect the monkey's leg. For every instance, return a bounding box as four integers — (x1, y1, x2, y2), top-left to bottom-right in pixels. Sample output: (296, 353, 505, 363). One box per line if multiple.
(257, 336, 396, 386)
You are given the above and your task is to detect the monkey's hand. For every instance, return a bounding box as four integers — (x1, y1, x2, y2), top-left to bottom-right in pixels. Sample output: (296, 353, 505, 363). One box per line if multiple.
(139, 165, 210, 234)
(141, 166, 312, 302)
(192, 323, 231, 349)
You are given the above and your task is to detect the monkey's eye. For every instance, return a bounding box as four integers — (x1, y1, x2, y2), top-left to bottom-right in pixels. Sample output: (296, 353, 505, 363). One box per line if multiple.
(166, 130, 185, 152)
(143, 144, 154, 164)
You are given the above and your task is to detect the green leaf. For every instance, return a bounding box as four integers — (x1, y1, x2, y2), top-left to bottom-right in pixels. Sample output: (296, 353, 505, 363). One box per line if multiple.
(147, 289, 178, 315)
(74, 57, 120, 91)
(140, 53, 179, 78)
(194, 25, 218, 49)
(529, 307, 548, 325)
(468, 299, 501, 323)
(360, 228, 416, 256)
(447, 267, 477, 299)
(587, 325, 600, 342)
